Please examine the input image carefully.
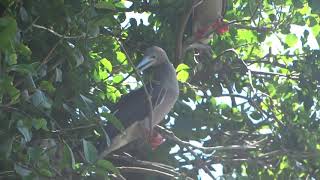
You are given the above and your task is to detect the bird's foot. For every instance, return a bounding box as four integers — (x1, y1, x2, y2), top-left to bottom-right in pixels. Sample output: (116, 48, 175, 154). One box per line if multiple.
(195, 19, 229, 39)
(145, 129, 166, 150)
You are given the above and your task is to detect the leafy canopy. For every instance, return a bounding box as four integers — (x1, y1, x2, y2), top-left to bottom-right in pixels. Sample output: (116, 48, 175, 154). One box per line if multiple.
(0, 0, 320, 179)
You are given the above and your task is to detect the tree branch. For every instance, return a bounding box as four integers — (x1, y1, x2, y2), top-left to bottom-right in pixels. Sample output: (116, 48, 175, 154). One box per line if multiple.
(156, 125, 257, 154)
(32, 24, 86, 39)
(117, 166, 177, 179)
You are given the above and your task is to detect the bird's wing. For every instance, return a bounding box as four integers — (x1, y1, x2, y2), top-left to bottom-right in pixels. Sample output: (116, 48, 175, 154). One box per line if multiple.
(106, 81, 167, 138)
(100, 81, 167, 156)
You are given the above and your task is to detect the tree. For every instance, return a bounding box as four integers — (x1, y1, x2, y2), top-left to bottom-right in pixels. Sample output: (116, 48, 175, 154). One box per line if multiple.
(0, 0, 320, 179)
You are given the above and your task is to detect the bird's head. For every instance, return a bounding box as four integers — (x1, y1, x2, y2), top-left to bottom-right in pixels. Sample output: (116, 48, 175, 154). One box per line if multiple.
(136, 46, 169, 72)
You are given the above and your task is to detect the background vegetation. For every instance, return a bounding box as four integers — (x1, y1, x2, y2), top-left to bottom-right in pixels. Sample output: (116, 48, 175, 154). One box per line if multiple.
(0, 0, 320, 179)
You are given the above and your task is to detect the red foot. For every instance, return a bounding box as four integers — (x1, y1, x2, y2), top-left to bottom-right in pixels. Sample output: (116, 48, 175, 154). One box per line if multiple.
(216, 23, 229, 35)
(148, 130, 166, 150)
(195, 19, 229, 39)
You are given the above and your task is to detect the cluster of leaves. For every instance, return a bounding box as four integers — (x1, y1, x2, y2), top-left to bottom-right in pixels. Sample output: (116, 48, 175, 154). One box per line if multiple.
(0, 0, 320, 179)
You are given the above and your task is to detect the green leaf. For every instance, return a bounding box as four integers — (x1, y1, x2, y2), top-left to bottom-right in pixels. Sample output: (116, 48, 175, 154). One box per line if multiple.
(210, 97, 217, 107)
(106, 86, 121, 102)
(19, 6, 29, 22)
(308, 0, 320, 13)
(237, 29, 257, 42)
(101, 112, 125, 132)
(116, 51, 127, 65)
(73, 48, 84, 67)
(40, 81, 56, 93)
(8, 62, 39, 74)
(17, 43, 32, 57)
(311, 25, 320, 37)
(7, 52, 17, 65)
(0, 17, 17, 48)
(17, 120, 32, 142)
(0, 136, 14, 159)
(14, 164, 32, 177)
(32, 118, 48, 131)
(97, 159, 120, 174)
(177, 70, 189, 83)
(285, 34, 298, 47)
(80, 94, 94, 104)
(31, 89, 52, 109)
(39, 168, 53, 177)
(55, 68, 62, 82)
(95, 1, 116, 10)
(100, 58, 113, 72)
(113, 74, 124, 84)
(280, 156, 289, 170)
(27, 147, 42, 162)
(249, 111, 262, 120)
(63, 142, 76, 169)
(176, 63, 190, 72)
(83, 139, 98, 164)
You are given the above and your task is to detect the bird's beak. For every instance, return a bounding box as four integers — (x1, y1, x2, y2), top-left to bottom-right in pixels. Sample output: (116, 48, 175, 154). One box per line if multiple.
(136, 56, 156, 72)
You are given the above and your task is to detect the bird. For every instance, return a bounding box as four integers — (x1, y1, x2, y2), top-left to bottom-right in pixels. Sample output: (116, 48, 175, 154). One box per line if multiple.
(99, 46, 179, 158)
(175, 0, 228, 61)
(192, 0, 228, 43)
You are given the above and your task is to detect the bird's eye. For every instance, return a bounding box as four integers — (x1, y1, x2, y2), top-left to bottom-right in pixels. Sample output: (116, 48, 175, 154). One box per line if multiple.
(151, 55, 156, 59)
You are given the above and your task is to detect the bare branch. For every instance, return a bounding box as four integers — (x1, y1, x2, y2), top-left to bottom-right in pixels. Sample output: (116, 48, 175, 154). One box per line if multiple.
(111, 154, 194, 179)
(156, 125, 257, 154)
(117, 166, 177, 179)
(32, 24, 86, 39)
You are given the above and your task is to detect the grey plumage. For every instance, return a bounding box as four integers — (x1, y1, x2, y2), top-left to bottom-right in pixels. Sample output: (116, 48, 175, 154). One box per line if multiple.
(193, 0, 227, 43)
(100, 46, 179, 157)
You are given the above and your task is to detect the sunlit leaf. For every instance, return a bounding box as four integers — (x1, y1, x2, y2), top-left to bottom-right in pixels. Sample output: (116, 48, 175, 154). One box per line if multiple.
(176, 63, 190, 72)
(116, 51, 127, 65)
(285, 34, 298, 47)
(113, 74, 124, 84)
(177, 70, 189, 83)
(101, 58, 113, 72)
(237, 29, 257, 42)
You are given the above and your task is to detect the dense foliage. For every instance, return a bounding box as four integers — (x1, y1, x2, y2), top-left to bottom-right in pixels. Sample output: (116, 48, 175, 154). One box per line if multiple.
(0, 0, 320, 179)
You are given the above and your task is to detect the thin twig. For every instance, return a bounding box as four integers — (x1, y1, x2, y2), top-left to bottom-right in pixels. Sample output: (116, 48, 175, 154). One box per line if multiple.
(40, 39, 62, 66)
(32, 24, 86, 39)
(51, 123, 97, 133)
(111, 154, 194, 179)
(250, 70, 299, 80)
(156, 125, 256, 154)
(187, 146, 216, 179)
(117, 166, 177, 179)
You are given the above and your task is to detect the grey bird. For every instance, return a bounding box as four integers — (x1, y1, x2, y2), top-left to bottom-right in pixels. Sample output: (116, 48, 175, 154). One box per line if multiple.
(100, 46, 179, 157)
(175, 0, 228, 61)
(192, 0, 227, 43)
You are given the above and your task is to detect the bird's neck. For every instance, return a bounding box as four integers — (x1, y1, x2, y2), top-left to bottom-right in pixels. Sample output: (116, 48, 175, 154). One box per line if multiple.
(153, 63, 176, 82)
